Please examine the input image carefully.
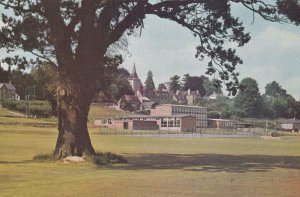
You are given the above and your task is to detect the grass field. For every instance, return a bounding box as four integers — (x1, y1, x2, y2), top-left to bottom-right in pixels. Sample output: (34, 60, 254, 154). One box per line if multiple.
(0, 105, 130, 127)
(1, 106, 300, 196)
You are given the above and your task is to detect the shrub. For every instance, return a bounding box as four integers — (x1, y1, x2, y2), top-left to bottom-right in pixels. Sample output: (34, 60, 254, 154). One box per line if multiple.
(2, 100, 51, 117)
(269, 131, 280, 137)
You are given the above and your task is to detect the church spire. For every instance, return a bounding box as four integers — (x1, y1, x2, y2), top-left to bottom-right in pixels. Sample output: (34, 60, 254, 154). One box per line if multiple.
(131, 63, 138, 78)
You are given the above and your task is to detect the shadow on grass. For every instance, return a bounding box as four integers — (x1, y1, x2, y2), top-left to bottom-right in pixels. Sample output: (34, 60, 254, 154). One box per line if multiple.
(0, 160, 33, 164)
(110, 153, 300, 173)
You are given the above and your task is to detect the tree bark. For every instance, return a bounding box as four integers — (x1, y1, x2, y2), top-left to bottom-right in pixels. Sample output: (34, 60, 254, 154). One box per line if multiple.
(54, 75, 96, 159)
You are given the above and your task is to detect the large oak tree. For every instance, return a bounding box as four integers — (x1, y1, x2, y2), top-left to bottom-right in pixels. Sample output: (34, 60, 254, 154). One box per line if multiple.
(0, 0, 298, 158)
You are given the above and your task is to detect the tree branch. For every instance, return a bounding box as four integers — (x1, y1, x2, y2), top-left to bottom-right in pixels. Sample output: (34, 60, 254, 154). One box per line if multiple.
(41, 0, 74, 67)
(108, 1, 147, 46)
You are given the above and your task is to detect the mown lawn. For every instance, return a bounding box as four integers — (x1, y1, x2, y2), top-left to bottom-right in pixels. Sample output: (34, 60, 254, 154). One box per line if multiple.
(1, 123, 300, 197)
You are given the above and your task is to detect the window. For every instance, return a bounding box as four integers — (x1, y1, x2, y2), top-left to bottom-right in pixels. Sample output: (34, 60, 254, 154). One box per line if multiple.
(168, 119, 174, 127)
(161, 118, 168, 127)
(175, 118, 181, 127)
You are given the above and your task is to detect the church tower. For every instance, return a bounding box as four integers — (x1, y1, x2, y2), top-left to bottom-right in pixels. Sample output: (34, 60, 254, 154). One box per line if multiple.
(128, 63, 143, 93)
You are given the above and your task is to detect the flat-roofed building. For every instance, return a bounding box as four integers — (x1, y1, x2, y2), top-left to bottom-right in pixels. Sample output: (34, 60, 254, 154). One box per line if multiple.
(95, 115, 196, 132)
(151, 104, 207, 127)
(281, 119, 300, 131)
(207, 119, 235, 129)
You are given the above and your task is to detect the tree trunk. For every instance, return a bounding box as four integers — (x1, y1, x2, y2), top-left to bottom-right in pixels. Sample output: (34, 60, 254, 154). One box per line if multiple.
(54, 77, 96, 159)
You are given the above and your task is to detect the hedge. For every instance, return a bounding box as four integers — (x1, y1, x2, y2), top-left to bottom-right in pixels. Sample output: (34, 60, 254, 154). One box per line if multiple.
(2, 100, 52, 117)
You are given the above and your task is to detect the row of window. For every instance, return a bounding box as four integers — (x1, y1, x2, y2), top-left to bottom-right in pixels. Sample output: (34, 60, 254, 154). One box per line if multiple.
(171, 106, 206, 115)
(161, 118, 181, 128)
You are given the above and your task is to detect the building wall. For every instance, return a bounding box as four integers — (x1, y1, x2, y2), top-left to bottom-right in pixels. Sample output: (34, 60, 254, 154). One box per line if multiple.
(181, 116, 196, 132)
(282, 123, 300, 130)
(151, 105, 172, 116)
(109, 120, 125, 130)
(158, 117, 181, 131)
(171, 105, 207, 127)
(129, 78, 142, 92)
(0, 86, 15, 100)
(151, 105, 208, 128)
(132, 120, 158, 130)
(208, 119, 235, 129)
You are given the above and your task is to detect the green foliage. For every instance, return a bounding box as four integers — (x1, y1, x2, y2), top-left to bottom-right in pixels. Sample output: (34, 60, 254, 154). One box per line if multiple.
(265, 81, 286, 97)
(269, 131, 280, 137)
(2, 100, 51, 117)
(136, 110, 150, 115)
(120, 100, 134, 112)
(144, 70, 155, 90)
(201, 96, 233, 118)
(11, 70, 35, 99)
(182, 74, 206, 96)
(234, 78, 262, 118)
(277, 0, 300, 25)
(98, 68, 133, 102)
(203, 78, 223, 96)
(208, 111, 221, 119)
(261, 96, 276, 119)
(0, 65, 9, 82)
(168, 75, 181, 93)
(157, 83, 167, 91)
(272, 97, 288, 117)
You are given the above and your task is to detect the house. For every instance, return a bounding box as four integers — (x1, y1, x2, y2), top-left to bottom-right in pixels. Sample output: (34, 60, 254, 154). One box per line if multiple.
(151, 104, 208, 128)
(0, 82, 17, 100)
(172, 90, 187, 104)
(281, 119, 300, 131)
(186, 89, 202, 105)
(208, 92, 223, 100)
(118, 95, 141, 111)
(140, 101, 156, 110)
(207, 119, 235, 129)
(94, 114, 196, 132)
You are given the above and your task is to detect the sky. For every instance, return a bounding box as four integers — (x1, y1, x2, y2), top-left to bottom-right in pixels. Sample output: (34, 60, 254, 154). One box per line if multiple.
(0, 3, 299, 100)
(121, 5, 300, 100)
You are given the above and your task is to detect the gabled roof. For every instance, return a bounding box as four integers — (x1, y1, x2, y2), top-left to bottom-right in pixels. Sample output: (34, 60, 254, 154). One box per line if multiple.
(141, 101, 156, 107)
(123, 95, 140, 103)
(282, 119, 300, 124)
(0, 83, 16, 91)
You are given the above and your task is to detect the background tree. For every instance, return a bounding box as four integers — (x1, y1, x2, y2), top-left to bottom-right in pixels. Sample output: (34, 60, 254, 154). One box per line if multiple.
(0, 0, 297, 158)
(265, 81, 286, 98)
(203, 77, 223, 96)
(144, 70, 155, 90)
(11, 70, 35, 99)
(168, 75, 181, 93)
(0, 64, 9, 82)
(182, 74, 206, 96)
(234, 78, 262, 118)
(157, 83, 167, 91)
(100, 68, 133, 102)
(263, 81, 298, 118)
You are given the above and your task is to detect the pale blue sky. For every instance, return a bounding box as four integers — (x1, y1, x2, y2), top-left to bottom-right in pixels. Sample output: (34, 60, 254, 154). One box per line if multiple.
(122, 6, 300, 100)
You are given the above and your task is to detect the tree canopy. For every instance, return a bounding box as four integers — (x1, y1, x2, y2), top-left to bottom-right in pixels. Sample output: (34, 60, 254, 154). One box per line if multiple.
(168, 75, 181, 93)
(182, 74, 206, 96)
(234, 78, 262, 118)
(1, 0, 298, 94)
(265, 81, 287, 97)
(144, 70, 155, 90)
(0, 0, 299, 157)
